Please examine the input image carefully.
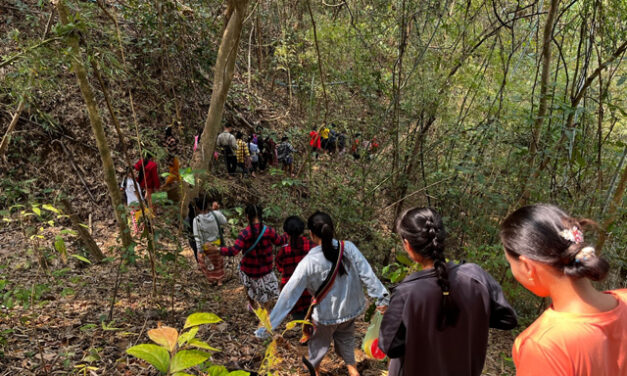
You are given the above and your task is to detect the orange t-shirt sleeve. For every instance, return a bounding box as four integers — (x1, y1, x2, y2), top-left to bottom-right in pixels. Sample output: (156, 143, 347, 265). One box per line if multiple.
(514, 336, 572, 376)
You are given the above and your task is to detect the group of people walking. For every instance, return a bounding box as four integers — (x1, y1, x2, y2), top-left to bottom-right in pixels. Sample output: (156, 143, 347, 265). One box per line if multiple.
(189, 200, 626, 376)
(121, 125, 625, 376)
(216, 124, 297, 177)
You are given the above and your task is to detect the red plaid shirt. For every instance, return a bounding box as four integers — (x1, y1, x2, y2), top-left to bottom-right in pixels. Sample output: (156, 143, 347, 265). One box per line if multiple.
(276, 236, 313, 314)
(220, 223, 285, 278)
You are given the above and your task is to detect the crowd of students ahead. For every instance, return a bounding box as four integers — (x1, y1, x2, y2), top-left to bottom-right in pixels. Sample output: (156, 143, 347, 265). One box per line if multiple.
(185, 199, 626, 376)
(214, 123, 381, 179)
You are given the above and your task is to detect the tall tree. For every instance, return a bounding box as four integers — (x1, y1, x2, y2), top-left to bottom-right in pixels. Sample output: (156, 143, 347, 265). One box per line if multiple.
(55, 0, 132, 249)
(182, 0, 249, 215)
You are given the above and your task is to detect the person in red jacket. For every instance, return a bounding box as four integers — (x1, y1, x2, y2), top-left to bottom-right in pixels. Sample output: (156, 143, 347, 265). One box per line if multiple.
(309, 127, 321, 155)
(134, 154, 160, 208)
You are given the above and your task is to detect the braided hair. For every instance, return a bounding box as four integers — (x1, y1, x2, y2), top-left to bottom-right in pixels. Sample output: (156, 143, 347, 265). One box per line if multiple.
(307, 211, 348, 276)
(396, 207, 460, 330)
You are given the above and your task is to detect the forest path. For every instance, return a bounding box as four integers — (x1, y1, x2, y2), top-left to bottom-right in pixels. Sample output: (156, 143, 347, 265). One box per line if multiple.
(0, 225, 515, 375)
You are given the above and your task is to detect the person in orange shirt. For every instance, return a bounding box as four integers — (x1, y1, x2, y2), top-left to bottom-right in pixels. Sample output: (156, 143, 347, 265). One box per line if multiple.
(500, 204, 627, 376)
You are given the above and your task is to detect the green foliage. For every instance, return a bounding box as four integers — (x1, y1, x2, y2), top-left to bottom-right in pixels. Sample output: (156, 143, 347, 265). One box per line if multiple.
(126, 312, 225, 375)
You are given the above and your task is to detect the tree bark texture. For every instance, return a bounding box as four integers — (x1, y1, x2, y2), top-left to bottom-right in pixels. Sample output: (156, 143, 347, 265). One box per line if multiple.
(182, 0, 249, 216)
(56, 0, 132, 249)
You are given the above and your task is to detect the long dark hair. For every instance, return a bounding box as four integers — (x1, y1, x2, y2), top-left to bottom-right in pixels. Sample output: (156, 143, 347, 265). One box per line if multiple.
(307, 211, 347, 276)
(245, 204, 263, 241)
(283, 216, 305, 250)
(500, 204, 609, 281)
(136, 154, 152, 185)
(396, 207, 459, 330)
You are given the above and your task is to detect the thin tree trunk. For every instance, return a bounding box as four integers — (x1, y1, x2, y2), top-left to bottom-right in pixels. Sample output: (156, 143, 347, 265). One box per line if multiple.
(596, 156, 627, 251)
(0, 99, 25, 159)
(60, 198, 105, 262)
(520, 0, 560, 205)
(181, 0, 249, 216)
(56, 0, 132, 249)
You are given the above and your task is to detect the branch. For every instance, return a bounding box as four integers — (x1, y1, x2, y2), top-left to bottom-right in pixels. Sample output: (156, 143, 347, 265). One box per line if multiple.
(0, 37, 61, 69)
(571, 40, 627, 108)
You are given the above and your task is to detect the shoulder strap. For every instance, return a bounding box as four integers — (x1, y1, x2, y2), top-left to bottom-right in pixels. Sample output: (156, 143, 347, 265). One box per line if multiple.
(311, 240, 345, 305)
(209, 211, 224, 246)
(242, 225, 267, 257)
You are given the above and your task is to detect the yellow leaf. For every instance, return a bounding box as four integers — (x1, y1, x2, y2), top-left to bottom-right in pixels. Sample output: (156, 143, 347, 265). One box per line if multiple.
(253, 307, 272, 333)
(148, 326, 179, 352)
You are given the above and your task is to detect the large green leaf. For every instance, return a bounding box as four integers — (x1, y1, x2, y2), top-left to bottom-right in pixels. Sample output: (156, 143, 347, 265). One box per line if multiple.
(188, 338, 220, 352)
(177, 327, 198, 346)
(183, 312, 222, 329)
(228, 371, 250, 376)
(126, 344, 170, 374)
(206, 365, 229, 376)
(170, 350, 211, 373)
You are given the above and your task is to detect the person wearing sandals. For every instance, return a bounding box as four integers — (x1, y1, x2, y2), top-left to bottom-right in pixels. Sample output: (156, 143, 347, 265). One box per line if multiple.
(193, 194, 227, 285)
(212, 204, 285, 311)
(256, 211, 389, 376)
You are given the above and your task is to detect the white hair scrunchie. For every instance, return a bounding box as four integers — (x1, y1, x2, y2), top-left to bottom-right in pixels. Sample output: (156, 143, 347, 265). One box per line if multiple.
(575, 246, 595, 263)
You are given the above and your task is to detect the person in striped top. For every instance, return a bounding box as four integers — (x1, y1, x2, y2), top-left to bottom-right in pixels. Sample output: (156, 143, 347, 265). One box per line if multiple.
(216, 204, 285, 311)
(276, 216, 313, 320)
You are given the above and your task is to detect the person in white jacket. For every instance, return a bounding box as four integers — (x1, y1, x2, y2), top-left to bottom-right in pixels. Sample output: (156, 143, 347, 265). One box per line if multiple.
(193, 194, 227, 284)
(257, 211, 389, 376)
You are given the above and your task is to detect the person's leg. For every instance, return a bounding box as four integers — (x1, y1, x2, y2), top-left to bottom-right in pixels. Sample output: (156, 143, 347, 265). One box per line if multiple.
(332, 319, 359, 376)
(307, 323, 335, 373)
(228, 156, 237, 175)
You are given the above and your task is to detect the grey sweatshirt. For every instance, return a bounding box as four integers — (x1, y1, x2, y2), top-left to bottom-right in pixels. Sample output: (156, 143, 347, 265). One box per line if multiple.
(192, 211, 227, 251)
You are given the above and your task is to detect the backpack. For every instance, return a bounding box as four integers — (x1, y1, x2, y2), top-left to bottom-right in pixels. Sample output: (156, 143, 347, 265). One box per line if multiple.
(277, 143, 291, 161)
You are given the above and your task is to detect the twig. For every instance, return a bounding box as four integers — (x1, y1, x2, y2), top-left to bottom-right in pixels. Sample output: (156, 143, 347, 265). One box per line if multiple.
(0, 38, 60, 69)
(37, 341, 49, 376)
(52, 140, 98, 203)
(379, 177, 453, 212)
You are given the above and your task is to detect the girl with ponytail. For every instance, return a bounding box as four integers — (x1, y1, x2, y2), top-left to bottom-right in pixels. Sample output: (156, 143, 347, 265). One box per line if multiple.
(500, 204, 627, 375)
(214, 203, 285, 311)
(379, 207, 517, 376)
(257, 211, 389, 376)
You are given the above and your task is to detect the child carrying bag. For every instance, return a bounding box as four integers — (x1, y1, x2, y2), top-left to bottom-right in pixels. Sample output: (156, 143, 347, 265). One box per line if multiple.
(299, 241, 345, 344)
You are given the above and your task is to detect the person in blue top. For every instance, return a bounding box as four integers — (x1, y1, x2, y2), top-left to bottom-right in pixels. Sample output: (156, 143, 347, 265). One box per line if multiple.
(256, 211, 389, 376)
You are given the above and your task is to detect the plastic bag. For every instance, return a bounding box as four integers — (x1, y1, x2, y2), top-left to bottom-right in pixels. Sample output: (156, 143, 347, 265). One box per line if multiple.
(361, 311, 386, 360)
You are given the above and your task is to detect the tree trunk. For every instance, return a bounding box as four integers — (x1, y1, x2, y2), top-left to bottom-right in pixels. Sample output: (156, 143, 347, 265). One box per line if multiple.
(181, 0, 249, 216)
(60, 198, 105, 262)
(56, 0, 132, 249)
(0, 99, 25, 159)
(520, 0, 560, 205)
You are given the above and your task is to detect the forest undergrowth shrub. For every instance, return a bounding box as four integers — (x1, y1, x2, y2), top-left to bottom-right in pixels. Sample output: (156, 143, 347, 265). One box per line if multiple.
(125, 312, 250, 376)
